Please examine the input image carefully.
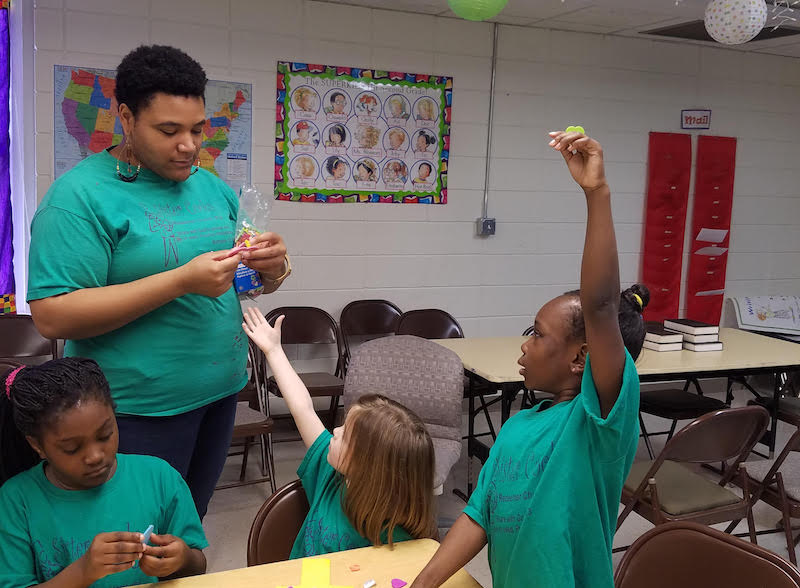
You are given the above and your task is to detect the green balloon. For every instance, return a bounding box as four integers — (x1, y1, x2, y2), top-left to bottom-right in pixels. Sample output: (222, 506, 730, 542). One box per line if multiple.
(448, 0, 509, 21)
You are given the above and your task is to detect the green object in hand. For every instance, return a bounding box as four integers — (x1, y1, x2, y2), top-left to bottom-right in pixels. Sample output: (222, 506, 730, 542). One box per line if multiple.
(565, 125, 585, 134)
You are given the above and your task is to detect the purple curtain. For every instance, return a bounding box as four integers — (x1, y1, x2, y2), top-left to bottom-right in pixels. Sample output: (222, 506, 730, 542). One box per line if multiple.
(0, 7, 12, 314)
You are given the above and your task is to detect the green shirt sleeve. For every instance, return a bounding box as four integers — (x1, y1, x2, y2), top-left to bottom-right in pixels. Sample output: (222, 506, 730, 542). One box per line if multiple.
(27, 205, 112, 301)
(579, 351, 641, 462)
(157, 463, 208, 551)
(297, 430, 334, 504)
(463, 441, 497, 532)
(0, 480, 39, 588)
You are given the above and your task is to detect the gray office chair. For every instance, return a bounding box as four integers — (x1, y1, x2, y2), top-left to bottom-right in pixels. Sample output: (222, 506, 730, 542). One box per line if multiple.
(343, 335, 463, 495)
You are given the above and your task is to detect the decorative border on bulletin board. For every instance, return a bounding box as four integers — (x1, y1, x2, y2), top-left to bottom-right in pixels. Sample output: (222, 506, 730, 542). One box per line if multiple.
(275, 61, 452, 204)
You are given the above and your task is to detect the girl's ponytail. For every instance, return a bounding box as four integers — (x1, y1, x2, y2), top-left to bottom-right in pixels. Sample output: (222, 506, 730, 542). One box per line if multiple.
(619, 284, 651, 360)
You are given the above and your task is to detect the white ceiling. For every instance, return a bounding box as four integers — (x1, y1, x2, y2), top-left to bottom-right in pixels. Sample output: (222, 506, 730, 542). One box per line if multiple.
(319, 0, 800, 58)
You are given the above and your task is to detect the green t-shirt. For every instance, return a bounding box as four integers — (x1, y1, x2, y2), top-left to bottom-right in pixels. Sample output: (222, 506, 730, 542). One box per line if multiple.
(464, 353, 640, 588)
(28, 150, 248, 416)
(0, 453, 208, 588)
(290, 430, 414, 559)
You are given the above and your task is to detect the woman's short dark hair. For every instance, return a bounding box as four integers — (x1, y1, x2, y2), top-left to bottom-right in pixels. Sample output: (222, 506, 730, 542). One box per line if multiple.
(563, 284, 651, 360)
(115, 45, 208, 115)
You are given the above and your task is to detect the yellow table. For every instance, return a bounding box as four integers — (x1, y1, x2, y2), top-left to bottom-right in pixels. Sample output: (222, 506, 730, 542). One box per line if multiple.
(136, 539, 481, 588)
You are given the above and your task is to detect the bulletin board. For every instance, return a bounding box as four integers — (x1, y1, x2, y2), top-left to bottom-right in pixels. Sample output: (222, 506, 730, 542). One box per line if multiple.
(275, 62, 452, 204)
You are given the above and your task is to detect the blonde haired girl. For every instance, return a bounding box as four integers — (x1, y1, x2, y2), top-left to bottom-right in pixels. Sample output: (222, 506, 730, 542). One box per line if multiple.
(242, 308, 437, 558)
(293, 87, 316, 112)
(388, 96, 409, 119)
(416, 98, 436, 121)
(301, 156, 316, 177)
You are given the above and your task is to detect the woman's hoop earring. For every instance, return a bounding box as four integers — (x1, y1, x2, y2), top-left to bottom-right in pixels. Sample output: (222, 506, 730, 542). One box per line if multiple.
(190, 158, 201, 175)
(116, 143, 141, 182)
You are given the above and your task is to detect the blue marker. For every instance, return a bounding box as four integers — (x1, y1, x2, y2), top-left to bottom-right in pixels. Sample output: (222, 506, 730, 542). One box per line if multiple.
(134, 525, 154, 568)
(141, 524, 154, 545)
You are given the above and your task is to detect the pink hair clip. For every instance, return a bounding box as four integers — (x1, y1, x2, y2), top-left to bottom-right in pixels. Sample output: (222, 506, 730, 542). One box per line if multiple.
(5, 366, 24, 399)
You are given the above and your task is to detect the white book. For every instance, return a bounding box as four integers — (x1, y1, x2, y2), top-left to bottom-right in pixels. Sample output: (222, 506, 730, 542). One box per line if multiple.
(683, 333, 719, 344)
(643, 340, 683, 352)
(663, 318, 720, 336)
(683, 341, 724, 352)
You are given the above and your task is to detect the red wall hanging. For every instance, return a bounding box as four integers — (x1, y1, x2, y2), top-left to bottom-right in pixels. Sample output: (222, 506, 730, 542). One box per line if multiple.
(685, 135, 736, 324)
(641, 132, 692, 322)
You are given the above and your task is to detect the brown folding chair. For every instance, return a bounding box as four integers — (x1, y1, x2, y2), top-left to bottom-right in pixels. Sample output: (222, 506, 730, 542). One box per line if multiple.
(617, 406, 769, 543)
(0, 315, 58, 364)
(395, 309, 464, 339)
(216, 343, 276, 492)
(615, 521, 800, 588)
(724, 399, 800, 564)
(263, 307, 344, 440)
(339, 299, 402, 373)
(247, 479, 310, 566)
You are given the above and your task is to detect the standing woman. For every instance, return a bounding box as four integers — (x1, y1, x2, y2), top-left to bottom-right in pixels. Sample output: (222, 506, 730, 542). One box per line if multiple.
(27, 45, 290, 519)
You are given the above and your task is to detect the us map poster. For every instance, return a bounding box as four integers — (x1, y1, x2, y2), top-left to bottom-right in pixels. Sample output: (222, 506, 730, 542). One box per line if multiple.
(275, 62, 452, 204)
(54, 65, 252, 191)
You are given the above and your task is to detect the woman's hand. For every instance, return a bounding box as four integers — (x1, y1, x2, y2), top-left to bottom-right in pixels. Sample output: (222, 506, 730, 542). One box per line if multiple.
(178, 251, 241, 297)
(548, 131, 607, 193)
(242, 307, 284, 356)
(240, 232, 288, 279)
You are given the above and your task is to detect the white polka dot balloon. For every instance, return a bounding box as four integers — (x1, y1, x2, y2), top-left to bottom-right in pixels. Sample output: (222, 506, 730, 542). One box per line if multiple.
(704, 0, 768, 45)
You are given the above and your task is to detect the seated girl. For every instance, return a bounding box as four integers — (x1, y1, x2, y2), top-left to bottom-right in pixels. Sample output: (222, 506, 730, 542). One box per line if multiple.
(0, 358, 207, 587)
(242, 308, 437, 557)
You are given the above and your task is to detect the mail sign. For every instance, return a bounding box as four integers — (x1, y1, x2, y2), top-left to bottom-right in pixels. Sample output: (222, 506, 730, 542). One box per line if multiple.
(681, 109, 711, 129)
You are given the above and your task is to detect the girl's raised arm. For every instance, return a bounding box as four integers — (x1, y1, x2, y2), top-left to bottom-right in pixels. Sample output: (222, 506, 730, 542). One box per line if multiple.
(549, 131, 625, 418)
(242, 308, 325, 448)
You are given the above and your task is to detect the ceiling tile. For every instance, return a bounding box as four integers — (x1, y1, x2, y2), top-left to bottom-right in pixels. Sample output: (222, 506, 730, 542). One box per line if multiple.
(540, 6, 685, 30)
(496, 0, 595, 21)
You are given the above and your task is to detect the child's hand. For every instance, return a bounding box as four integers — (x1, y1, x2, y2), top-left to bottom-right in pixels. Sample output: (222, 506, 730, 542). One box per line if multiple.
(242, 306, 284, 356)
(548, 131, 607, 193)
(78, 531, 144, 583)
(139, 534, 190, 578)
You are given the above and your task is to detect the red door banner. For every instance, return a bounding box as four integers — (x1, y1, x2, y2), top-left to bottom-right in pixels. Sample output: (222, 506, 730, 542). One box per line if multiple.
(685, 135, 736, 324)
(641, 132, 692, 322)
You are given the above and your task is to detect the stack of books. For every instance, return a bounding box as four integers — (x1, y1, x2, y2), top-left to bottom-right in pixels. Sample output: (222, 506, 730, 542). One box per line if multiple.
(663, 319, 723, 351)
(643, 322, 684, 352)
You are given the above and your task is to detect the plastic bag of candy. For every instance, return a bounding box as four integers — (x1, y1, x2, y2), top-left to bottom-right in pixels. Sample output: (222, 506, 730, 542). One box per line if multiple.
(232, 184, 272, 297)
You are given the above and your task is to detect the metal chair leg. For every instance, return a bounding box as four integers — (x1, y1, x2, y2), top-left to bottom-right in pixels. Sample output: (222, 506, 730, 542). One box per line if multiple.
(239, 436, 251, 482)
(266, 432, 277, 493)
(776, 471, 797, 565)
(639, 412, 655, 459)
